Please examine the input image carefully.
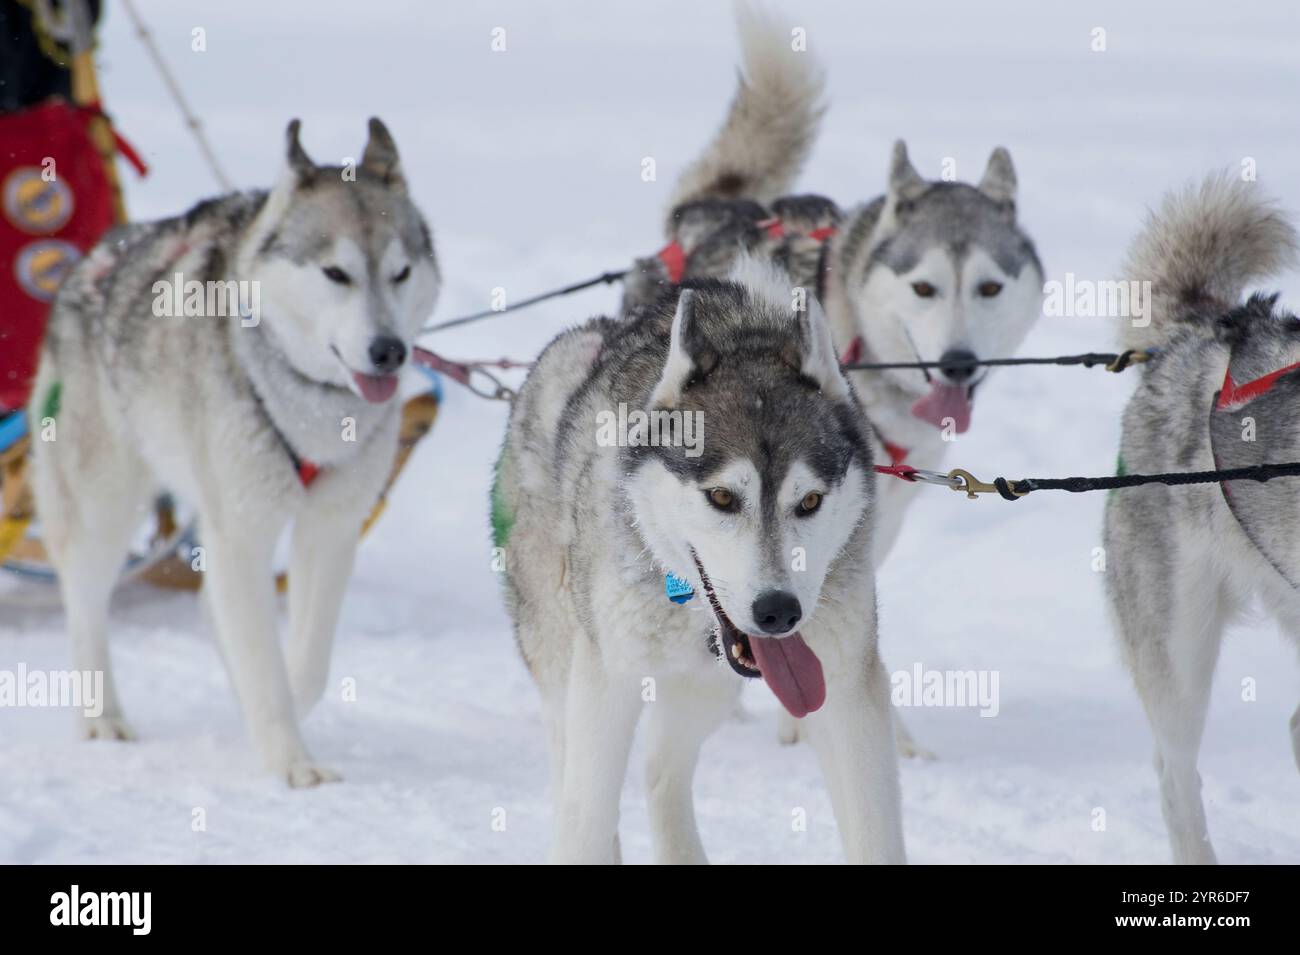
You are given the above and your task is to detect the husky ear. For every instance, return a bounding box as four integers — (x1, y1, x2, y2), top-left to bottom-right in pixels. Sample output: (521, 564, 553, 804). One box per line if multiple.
(879, 140, 928, 233)
(978, 147, 1017, 205)
(797, 295, 850, 401)
(887, 140, 927, 202)
(650, 290, 698, 408)
(284, 119, 316, 184)
(361, 117, 405, 188)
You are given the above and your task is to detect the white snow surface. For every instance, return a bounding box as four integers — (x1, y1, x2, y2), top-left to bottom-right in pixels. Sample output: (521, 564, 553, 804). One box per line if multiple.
(2, 0, 1299, 864)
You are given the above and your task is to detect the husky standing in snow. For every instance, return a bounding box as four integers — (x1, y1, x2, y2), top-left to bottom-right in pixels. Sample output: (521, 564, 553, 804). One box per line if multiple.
(1104, 175, 1299, 863)
(30, 119, 439, 786)
(622, 8, 1045, 747)
(494, 259, 905, 864)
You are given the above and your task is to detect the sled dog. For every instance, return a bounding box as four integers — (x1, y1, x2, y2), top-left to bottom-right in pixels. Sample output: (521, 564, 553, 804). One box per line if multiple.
(30, 119, 439, 785)
(1104, 173, 1298, 862)
(494, 259, 905, 864)
(621, 6, 1044, 747)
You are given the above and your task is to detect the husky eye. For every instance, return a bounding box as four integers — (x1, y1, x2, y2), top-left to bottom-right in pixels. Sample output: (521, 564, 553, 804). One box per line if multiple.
(797, 491, 823, 516)
(322, 266, 351, 285)
(911, 281, 937, 298)
(977, 281, 1003, 297)
(393, 265, 411, 284)
(705, 487, 737, 512)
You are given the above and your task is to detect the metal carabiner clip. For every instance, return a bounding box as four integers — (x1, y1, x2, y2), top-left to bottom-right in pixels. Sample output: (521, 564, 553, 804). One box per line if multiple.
(466, 365, 517, 403)
(907, 467, 965, 489)
(946, 468, 1023, 500)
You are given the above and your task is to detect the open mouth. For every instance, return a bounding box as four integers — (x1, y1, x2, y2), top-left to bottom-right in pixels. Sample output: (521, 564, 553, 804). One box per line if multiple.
(690, 551, 827, 719)
(331, 346, 400, 404)
(692, 552, 761, 679)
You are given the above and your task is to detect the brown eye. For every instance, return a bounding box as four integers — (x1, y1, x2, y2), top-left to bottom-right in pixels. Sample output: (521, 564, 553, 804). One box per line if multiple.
(977, 281, 1003, 297)
(322, 266, 351, 285)
(798, 491, 823, 515)
(706, 487, 735, 511)
(911, 281, 936, 298)
(393, 265, 411, 284)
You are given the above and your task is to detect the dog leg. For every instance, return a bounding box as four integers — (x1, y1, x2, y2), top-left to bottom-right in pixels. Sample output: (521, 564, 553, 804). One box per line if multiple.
(203, 511, 336, 787)
(644, 670, 737, 864)
(1124, 578, 1225, 865)
(543, 694, 567, 819)
(285, 508, 362, 719)
(776, 709, 801, 745)
(892, 711, 936, 760)
(550, 637, 641, 864)
(33, 414, 148, 742)
(780, 707, 934, 759)
(1291, 703, 1300, 775)
(802, 654, 906, 864)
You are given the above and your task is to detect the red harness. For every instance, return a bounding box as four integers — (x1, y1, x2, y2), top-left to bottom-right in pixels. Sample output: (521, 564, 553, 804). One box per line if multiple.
(1215, 358, 1300, 413)
(655, 217, 838, 285)
(1210, 354, 1300, 587)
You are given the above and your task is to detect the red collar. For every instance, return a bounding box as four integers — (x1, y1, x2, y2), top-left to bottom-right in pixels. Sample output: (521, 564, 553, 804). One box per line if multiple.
(296, 460, 321, 487)
(248, 381, 322, 488)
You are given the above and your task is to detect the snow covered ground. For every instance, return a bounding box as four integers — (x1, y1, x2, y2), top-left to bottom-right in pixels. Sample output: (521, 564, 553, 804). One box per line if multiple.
(3, 0, 1299, 864)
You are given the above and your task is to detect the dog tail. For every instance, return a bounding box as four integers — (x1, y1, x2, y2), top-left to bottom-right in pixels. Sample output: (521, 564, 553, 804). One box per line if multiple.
(665, 3, 825, 219)
(1122, 172, 1298, 352)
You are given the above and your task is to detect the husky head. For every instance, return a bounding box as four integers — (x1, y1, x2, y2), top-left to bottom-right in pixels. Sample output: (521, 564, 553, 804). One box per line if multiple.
(237, 118, 439, 403)
(851, 141, 1043, 433)
(623, 260, 874, 718)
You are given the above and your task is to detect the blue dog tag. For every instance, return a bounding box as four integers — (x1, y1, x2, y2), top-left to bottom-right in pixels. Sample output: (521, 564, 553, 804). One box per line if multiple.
(664, 572, 694, 604)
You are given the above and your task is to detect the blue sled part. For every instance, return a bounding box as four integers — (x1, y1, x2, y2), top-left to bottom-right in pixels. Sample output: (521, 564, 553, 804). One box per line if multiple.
(0, 410, 28, 454)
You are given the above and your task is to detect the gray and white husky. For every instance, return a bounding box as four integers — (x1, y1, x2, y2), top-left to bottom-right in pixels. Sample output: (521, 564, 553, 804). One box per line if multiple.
(30, 119, 439, 786)
(622, 7, 1044, 747)
(1104, 174, 1299, 863)
(494, 259, 905, 864)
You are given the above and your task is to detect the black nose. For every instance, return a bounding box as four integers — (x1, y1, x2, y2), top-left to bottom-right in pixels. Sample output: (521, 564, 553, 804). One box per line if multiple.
(368, 335, 407, 374)
(752, 590, 802, 635)
(938, 348, 978, 383)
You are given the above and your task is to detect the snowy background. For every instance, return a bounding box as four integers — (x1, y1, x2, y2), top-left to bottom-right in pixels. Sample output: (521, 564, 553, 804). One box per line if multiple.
(3, 0, 1299, 863)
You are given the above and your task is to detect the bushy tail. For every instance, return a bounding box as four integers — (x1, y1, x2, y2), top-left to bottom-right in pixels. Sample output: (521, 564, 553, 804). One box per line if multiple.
(666, 3, 825, 219)
(1122, 172, 1298, 351)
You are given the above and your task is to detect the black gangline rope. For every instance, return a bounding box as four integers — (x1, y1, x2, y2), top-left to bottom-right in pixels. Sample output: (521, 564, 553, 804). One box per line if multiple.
(995, 462, 1300, 500)
(843, 349, 1149, 374)
(419, 268, 1152, 375)
(421, 269, 627, 333)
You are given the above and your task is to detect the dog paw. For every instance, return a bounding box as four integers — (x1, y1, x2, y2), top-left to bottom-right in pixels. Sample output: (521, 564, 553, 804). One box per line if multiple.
(283, 761, 343, 788)
(80, 713, 136, 741)
(896, 737, 937, 761)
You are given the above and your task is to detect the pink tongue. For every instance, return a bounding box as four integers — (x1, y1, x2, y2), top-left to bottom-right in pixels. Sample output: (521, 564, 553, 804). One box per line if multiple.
(352, 371, 399, 403)
(748, 632, 826, 719)
(911, 381, 972, 433)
